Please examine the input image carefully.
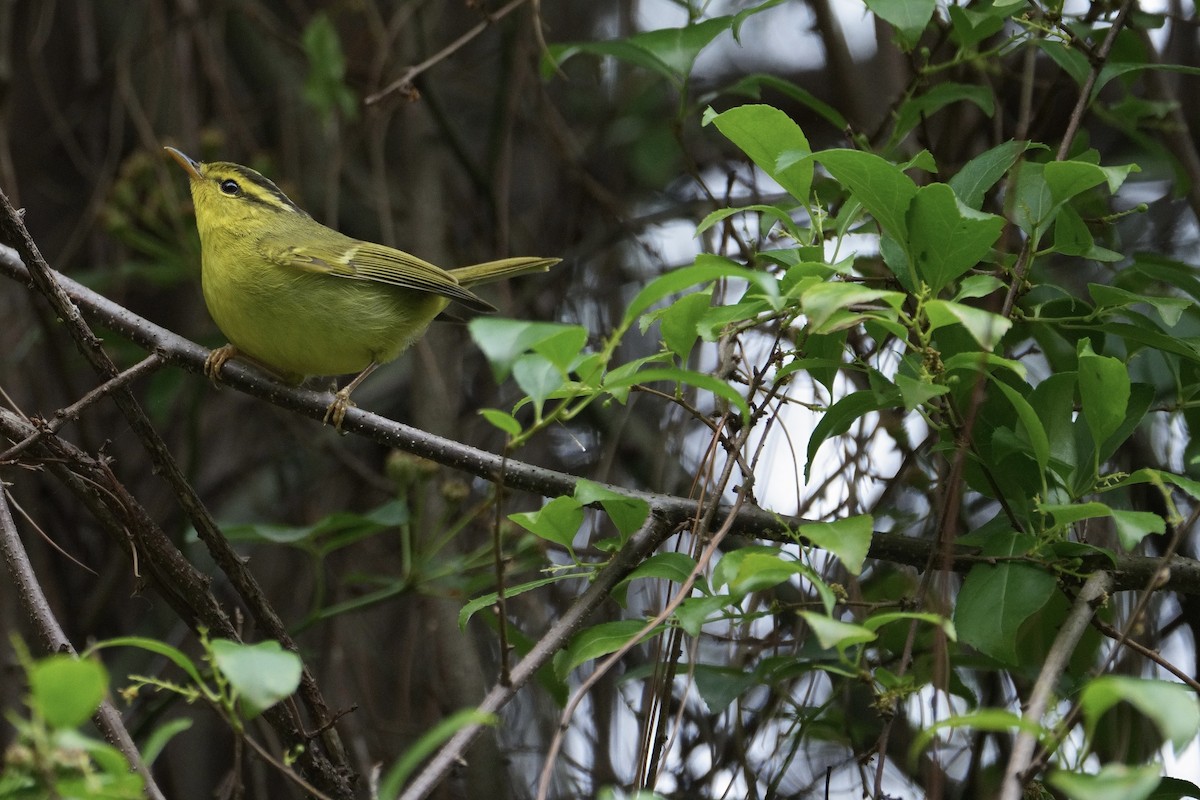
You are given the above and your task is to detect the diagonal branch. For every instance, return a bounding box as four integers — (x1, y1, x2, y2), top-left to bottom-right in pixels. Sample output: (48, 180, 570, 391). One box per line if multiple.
(998, 571, 1114, 800)
(3, 247, 1200, 598)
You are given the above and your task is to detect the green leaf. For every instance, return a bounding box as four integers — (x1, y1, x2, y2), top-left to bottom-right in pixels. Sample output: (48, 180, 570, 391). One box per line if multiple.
(893, 82, 995, 142)
(708, 104, 812, 202)
(139, 718, 193, 766)
(907, 183, 1004, 294)
(894, 373, 949, 410)
(533, 326, 590, 374)
(458, 573, 579, 630)
(954, 274, 1005, 301)
(1110, 509, 1165, 549)
(954, 562, 1056, 665)
(810, 150, 918, 243)
(942, 351, 1027, 379)
(616, 552, 699, 604)
(797, 515, 873, 575)
(629, 16, 739, 77)
(675, 594, 736, 637)
(1081, 676, 1200, 751)
(1049, 764, 1164, 800)
(1039, 39, 1090, 87)
(1039, 500, 1165, 550)
(574, 479, 651, 538)
(546, 5, 782, 84)
(1098, 322, 1200, 363)
(622, 255, 778, 328)
(1089, 283, 1189, 328)
(469, 319, 582, 380)
(1054, 204, 1098, 257)
(509, 495, 584, 549)
(302, 13, 356, 123)
(512, 352, 564, 416)
(862, 612, 956, 641)
(557, 619, 657, 678)
(1040, 501, 1114, 527)
(1043, 160, 1109, 204)
(29, 656, 108, 729)
(949, 140, 1035, 209)
(479, 408, 522, 437)
(659, 291, 712, 360)
(726, 552, 806, 596)
(800, 282, 904, 331)
(800, 612, 876, 652)
(210, 639, 302, 717)
(692, 665, 758, 713)
(1077, 344, 1130, 448)
(1012, 161, 1055, 244)
(695, 204, 802, 241)
(806, 389, 899, 480)
(85, 636, 205, 687)
(991, 379, 1050, 474)
(947, 4, 1009, 47)
(603, 365, 751, 423)
(865, 0, 936, 49)
(1150, 778, 1200, 800)
(925, 299, 1012, 349)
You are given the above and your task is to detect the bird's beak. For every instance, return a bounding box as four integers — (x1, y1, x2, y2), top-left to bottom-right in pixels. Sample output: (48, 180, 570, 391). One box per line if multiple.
(164, 146, 203, 181)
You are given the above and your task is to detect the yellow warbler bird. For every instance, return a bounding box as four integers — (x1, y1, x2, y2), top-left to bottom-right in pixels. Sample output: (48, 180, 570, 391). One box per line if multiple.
(165, 147, 558, 428)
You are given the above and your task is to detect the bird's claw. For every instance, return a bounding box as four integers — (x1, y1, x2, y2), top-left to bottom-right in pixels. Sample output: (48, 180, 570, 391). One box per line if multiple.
(204, 344, 238, 384)
(323, 390, 355, 433)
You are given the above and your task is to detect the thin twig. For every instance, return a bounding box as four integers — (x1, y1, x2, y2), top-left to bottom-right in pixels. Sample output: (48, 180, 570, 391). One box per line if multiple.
(0, 352, 163, 463)
(365, 0, 534, 106)
(1090, 618, 1200, 692)
(2, 249, 1200, 597)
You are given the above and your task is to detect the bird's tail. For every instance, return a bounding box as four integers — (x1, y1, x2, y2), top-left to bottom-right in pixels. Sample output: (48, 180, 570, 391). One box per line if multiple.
(450, 257, 560, 288)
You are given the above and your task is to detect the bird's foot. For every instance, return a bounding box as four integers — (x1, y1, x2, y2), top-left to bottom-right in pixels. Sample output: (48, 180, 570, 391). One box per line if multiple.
(323, 388, 356, 433)
(204, 344, 239, 384)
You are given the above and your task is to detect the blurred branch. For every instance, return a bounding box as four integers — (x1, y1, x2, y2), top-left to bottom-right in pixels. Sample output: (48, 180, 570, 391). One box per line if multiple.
(2, 246, 1200, 599)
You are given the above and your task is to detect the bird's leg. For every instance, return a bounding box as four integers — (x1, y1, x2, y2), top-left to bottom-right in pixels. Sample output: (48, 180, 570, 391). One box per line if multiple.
(324, 362, 381, 431)
(204, 345, 300, 387)
(204, 344, 240, 383)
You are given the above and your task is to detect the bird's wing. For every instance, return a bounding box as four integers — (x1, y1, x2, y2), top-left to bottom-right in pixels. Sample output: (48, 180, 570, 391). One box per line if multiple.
(261, 234, 495, 313)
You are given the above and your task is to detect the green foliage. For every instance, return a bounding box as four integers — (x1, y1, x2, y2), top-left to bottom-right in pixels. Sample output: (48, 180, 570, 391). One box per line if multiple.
(492, 2, 1200, 795)
(88, 631, 302, 728)
(2, 645, 144, 800)
(302, 13, 357, 124)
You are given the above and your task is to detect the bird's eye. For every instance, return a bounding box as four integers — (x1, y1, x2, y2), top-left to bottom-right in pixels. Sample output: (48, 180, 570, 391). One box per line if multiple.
(219, 179, 241, 196)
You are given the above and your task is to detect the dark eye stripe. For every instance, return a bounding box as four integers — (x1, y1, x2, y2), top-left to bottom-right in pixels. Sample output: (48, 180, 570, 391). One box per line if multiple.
(211, 164, 307, 217)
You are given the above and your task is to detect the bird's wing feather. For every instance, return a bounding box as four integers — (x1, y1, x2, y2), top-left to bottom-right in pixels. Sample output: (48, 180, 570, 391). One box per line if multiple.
(261, 235, 495, 313)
